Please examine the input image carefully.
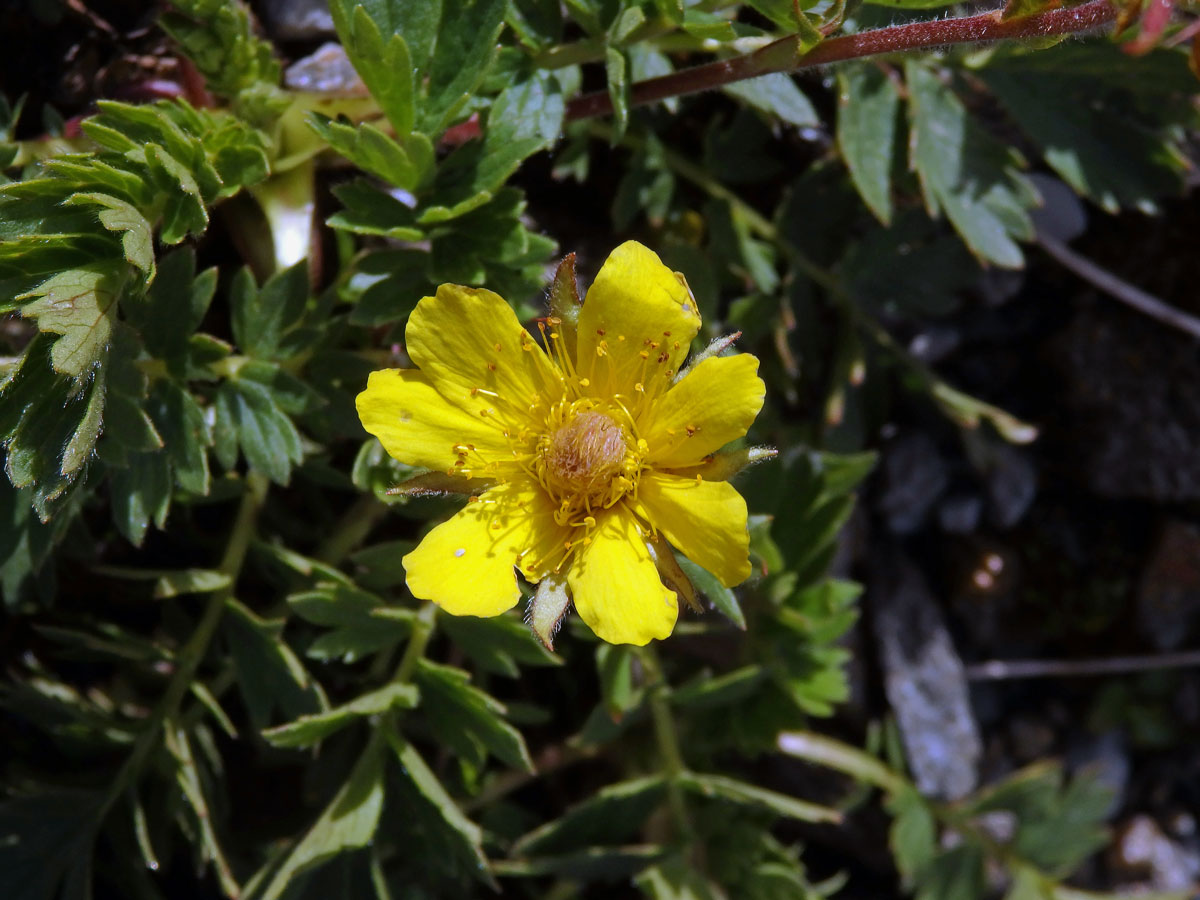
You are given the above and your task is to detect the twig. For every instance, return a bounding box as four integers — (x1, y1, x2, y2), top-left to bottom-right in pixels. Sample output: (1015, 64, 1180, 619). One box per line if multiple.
(965, 649, 1200, 681)
(1036, 232, 1200, 341)
(565, 0, 1118, 121)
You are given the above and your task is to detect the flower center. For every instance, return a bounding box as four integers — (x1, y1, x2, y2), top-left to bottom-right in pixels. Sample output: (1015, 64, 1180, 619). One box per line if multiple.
(533, 403, 641, 526)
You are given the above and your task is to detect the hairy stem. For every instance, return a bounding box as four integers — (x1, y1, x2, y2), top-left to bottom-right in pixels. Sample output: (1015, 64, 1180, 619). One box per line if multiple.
(566, 0, 1118, 121)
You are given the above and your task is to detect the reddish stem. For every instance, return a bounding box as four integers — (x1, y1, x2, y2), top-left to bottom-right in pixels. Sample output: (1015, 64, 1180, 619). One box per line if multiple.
(565, 0, 1117, 120)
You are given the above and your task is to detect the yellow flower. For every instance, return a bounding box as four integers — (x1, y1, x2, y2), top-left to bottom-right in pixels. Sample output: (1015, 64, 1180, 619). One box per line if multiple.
(355, 241, 766, 646)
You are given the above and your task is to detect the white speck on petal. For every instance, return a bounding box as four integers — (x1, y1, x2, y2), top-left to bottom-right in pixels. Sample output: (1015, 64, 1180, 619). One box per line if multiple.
(454, 548, 466, 558)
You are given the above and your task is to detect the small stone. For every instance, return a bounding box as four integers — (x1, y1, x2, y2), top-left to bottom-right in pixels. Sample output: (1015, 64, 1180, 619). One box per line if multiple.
(284, 43, 367, 94)
(1110, 815, 1200, 891)
(877, 433, 949, 536)
(984, 445, 1038, 530)
(261, 0, 335, 40)
(938, 492, 983, 535)
(1029, 173, 1088, 243)
(871, 553, 981, 800)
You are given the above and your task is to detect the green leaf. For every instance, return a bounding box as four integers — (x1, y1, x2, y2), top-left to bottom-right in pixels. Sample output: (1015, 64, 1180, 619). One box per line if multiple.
(65, 192, 154, 277)
(887, 786, 938, 885)
(123, 247, 217, 364)
(980, 56, 1187, 214)
(968, 762, 1111, 876)
(230, 262, 309, 362)
(163, 722, 240, 897)
(495, 845, 667, 881)
(260, 740, 386, 900)
(677, 773, 842, 824)
(1, 339, 104, 516)
(841, 211, 977, 317)
(636, 854, 725, 900)
(109, 450, 172, 545)
(214, 376, 304, 484)
(19, 262, 122, 376)
(837, 65, 900, 225)
(676, 555, 745, 629)
(223, 598, 324, 730)
(419, 0, 507, 134)
(288, 583, 414, 662)
(672, 665, 765, 711)
(342, 6, 416, 134)
(386, 732, 493, 882)
(605, 45, 630, 141)
(440, 612, 560, 678)
(263, 683, 419, 749)
(145, 379, 212, 495)
(413, 658, 533, 771)
(328, 179, 424, 241)
(915, 845, 986, 900)
(512, 776, 668, 856)
(906, 61, 1035, 269)
(724, 74, 818, 128)
(596, 643, 640, 720)
(151, 568, 231, 598)
(419, 73, 564, 224)
(142, 143, 209, 244)
(309, 116, 434, 192)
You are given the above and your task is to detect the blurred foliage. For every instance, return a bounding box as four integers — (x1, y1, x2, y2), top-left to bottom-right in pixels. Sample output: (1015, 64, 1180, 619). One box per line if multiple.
(1, 0, 1197, 897)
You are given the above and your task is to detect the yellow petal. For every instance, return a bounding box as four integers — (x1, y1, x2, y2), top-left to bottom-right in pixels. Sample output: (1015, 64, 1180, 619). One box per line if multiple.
(356, 368, 509, 472)
(567, 508, 677, 645)
(406, 284, 564, 427)
(404, 480, 567, 618)
(576, 242, 701, 398)
(641, 354, 765, 468)
(635, 472, 751, 587)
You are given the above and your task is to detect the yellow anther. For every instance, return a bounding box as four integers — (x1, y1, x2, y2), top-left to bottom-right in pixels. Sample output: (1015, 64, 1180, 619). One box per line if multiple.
(494, 342, 502, 352)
